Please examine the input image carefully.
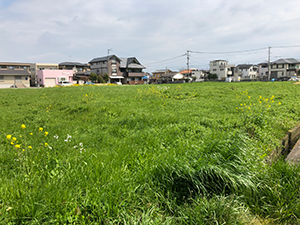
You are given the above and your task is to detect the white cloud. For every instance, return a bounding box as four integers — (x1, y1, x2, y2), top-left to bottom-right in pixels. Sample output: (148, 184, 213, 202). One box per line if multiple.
(1, 0, 300, 71)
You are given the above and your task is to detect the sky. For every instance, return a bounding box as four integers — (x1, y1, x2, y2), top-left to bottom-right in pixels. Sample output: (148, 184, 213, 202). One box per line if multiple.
(1, 0, 300, 72)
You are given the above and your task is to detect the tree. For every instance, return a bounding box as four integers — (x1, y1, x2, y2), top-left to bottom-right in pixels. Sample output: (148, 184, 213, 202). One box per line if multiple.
(208, 73, 218, 80)
(90, 73, 98, 83)
(97, 76, 105, 83)
(103, 73, 109, 83)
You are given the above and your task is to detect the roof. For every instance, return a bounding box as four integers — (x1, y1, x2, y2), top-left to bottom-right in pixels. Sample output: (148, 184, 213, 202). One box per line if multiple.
(89, 55, 121, 63)
(237, 64, 254, 69)
(161, 72, 177, 77)
(59, 62, 88, 67)
(120, 57, 146, 69)
(210, 59, 228, 63)
(0, 62, 31, 66)
(180, 69, 194, 74)
(271, 58, 300, 64)
(0, 69, 31, 75)
(153, 69, 172, 73)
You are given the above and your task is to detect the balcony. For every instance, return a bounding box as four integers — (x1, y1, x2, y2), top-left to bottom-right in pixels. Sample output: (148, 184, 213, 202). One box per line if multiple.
(128, 72, 145, 77)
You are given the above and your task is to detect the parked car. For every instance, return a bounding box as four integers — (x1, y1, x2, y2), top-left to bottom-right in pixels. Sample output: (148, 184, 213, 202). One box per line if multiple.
(288, 76, 299, 81)
(60, 81, 72, 86)
(275, 77, 290, 81)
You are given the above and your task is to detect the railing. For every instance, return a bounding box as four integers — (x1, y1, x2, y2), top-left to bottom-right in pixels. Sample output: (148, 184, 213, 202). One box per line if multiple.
(128, 72, 144, 77)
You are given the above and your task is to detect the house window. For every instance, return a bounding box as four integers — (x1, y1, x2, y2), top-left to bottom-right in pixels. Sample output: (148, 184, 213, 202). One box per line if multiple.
(213, 69, 216, 71)
(111, 59, 116, 64)
(278, 64, 283, 68)
(220, 69, 224, 71)
(0, 65, 6, 69)
(0, 76, 4, 80)
(112, 69, 117, 73)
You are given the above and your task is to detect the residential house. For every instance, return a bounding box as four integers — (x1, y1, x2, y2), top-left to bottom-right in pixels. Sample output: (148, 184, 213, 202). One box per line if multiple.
(0, 62, 31, 88)
(37, 70, 73, 87)
(160, 72, 178, 83)
(209, 60, 235, 80)
(30, 63, 59, 86)
(270, 58, 300, 79)
(151, 69, 174, 83)
(180, 68, 209, 82)
(120, 57, 146, 85)
(237, 64, 259, 79)
(258, 62, 269, 80)
(59, 62, 90, 83)
(89, 55, 146, 84)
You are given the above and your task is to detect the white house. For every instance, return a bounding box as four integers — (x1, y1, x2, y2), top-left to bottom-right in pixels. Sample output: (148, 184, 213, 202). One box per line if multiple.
(237, 64, 259, 79)
(209, 60, 234, 80)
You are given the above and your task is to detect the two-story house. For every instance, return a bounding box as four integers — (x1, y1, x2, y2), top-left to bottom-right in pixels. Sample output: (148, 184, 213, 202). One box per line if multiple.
(59, 62, 90, 83)
(120, 57, 146, 85)
(237, 64, 259, 79)
(270, 58, 300, 79)
(30, 63, 59, 86)
(209, 60, 235, 80)
(89, 55, 146, 84)
(152, 69, 174, 83)
(0, 62, 31, 88)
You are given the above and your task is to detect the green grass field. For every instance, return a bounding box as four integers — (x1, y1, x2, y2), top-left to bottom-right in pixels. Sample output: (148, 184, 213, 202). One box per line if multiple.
(1, 82, 300, 224)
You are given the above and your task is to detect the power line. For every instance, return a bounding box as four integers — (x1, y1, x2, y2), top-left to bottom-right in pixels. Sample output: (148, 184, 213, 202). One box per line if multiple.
(145, 54, 186, 65)
(190, 47, 268, 55)
(273, 45, 300, 49)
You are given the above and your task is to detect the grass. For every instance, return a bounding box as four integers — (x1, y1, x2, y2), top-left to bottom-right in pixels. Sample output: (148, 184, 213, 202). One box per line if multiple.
(1, 82, 300, 224)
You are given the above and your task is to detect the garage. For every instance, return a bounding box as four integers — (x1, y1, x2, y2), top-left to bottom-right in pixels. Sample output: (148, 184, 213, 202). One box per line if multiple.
(44, 78, 56, 87)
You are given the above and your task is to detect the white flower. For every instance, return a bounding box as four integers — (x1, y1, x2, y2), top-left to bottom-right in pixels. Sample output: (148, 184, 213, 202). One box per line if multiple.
(79, 143, 83, 147)
(54, 134, 59, 139)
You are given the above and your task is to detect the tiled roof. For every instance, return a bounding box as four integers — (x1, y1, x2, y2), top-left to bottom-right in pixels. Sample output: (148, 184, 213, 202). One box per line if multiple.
(59, 62, 88, 67)
(272, 58, 300, 64)
(89, 55, 121, 63)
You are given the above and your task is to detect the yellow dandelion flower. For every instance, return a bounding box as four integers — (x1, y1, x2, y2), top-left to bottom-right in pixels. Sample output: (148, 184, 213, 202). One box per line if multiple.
(240, 104, 243, 106)
(21, 124, 26, 129)
(28, 146, 32, 149)
(278, 102, 281, 105)
(244, 103, 246, 106)
(11, 142, 14, 145)
(15, 144, 21, 149)
(44, 131, 49, 136)
(45, 143, 48, 147)
(260, 96, 262, 98)
(12, 137, 17, 141)
(248, 96, 251, 99)
(39, 127, 43, 132)
(29, 133, 33, 135)
(6, 135, 12, 140)
(259, 101, 262, 104)
(23, 149, 25, 152)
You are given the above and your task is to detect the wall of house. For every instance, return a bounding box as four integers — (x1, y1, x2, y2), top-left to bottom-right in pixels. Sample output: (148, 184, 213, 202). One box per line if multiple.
(209, 61, 228, 80)
(0, 75, 30, 88)
(37, 70, 73, 87)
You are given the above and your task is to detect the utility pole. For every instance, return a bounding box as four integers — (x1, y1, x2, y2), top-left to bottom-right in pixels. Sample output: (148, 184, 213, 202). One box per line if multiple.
(268, 46, 271, 81)
(186, 50, 190, 78)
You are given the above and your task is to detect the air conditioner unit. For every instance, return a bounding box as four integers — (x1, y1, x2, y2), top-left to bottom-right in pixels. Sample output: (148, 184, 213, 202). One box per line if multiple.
(58, 77, 67, 82)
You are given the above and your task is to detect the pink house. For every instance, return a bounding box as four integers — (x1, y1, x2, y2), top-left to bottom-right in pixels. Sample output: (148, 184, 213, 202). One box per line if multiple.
(37, 70, 73, 87)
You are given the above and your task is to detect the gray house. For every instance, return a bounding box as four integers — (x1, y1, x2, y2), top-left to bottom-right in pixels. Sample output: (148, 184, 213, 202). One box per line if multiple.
(88, 55, 146, 84)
